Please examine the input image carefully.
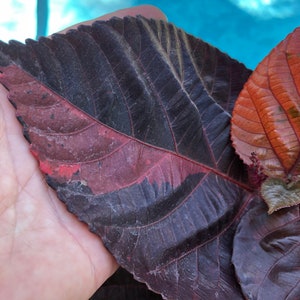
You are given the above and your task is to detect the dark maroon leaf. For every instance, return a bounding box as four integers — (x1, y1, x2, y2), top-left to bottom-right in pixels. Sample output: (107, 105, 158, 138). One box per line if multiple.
(233, 199, 300, 299)
(0, 16, 253, 299)
(90, 268, 163, 300)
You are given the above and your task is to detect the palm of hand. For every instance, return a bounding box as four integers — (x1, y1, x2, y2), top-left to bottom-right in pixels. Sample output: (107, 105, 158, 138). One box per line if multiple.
(0, 84, 117, 299)
(0, 6, 165, 299)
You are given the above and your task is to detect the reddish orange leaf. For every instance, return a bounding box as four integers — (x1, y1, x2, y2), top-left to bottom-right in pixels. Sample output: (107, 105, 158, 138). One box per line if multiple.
(231, 27, 300, 213)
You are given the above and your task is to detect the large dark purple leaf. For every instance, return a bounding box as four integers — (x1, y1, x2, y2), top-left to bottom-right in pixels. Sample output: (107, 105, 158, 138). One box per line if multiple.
(0, 16, 255, 299)
(90, 267, 163, 300)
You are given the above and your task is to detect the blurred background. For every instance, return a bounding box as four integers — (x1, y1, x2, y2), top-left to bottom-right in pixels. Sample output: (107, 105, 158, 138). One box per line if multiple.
(1, 0, 300, 69)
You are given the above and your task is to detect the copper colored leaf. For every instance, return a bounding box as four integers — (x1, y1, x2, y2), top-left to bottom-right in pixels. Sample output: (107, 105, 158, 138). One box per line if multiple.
(231, 27, 300, 212)
(231, 27, 300, 178)
(0, 17, 254, 299)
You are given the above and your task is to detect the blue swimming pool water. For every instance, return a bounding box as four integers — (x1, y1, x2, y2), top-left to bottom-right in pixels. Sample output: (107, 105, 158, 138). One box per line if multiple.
(134, 0, 300, 69)
(65, 0, 300, 69)
(2, 0, 300, 70)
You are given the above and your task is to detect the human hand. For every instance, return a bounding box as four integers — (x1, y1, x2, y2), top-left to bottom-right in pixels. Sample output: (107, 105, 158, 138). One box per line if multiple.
(0, 5, 165, 300)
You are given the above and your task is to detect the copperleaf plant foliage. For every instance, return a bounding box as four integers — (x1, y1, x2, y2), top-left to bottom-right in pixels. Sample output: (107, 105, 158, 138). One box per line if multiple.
(231, 27, 300, 214)
(0, 16, 299, 300)
(91, 267, 163, 299)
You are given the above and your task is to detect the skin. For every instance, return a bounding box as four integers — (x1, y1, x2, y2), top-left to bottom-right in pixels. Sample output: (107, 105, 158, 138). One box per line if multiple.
(0, 5, 166, 300)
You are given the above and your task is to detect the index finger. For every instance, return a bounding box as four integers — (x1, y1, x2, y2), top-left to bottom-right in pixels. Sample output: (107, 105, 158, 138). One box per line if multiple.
(57, 5, 166, 35)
